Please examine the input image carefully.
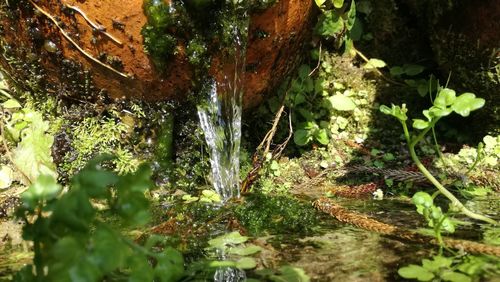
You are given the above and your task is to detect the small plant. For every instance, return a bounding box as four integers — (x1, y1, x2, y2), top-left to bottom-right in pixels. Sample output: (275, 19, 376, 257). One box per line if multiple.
(380, 88, 496, 224)
(287, 65, 357, 147)
(412, 191, 456, 250)
(14, 156, 185, 282)
(206, 231, 262, 270)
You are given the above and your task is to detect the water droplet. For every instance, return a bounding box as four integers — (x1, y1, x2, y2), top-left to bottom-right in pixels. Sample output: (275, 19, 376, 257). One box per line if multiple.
(43, 40, 57, 53)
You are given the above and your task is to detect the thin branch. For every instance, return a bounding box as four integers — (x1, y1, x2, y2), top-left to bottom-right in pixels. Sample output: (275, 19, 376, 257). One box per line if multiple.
(29, 0, 130, 79)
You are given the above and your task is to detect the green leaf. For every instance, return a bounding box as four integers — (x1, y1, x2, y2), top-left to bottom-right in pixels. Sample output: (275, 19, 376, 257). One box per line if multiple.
(90, 227, 130, 273)
(315, 0, 326, 7)
(441, 271, 472, 282)
(12, 111, 57, 184)
(435, 88, 456, 108)
(228, 245, 262, 256)
(332, 0, 344, 8)
(208, 231, 248, 249)
(413, 119, 430, 130)
(398, 265, 434, 281)
(403, 64, 425, 76)
(390, 66, 405, 77)
(2, 98, 21, 109)
(22, 174, 61, 209)
(412, 192, 433, 209)
(154, 247, 185, 282)
(314, 128, 329, 145)
(428, 106, 453, 118)
(363, 58, 386, 69)
(379, 104, 408, 121)
(451, 93, 485, 117)
(294, 129, 312, 146)
(317, 11, 344, 36)
(346, 0, 356, 30)
(327, 94, 356, 111)
(235, 257, 257, 269)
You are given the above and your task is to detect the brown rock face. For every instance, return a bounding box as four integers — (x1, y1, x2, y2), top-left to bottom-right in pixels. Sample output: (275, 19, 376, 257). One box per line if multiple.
(0, 0, 315, 108)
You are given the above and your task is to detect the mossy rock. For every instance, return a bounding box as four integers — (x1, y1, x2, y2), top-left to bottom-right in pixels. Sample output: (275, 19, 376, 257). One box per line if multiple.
(0, 0, 315, 108)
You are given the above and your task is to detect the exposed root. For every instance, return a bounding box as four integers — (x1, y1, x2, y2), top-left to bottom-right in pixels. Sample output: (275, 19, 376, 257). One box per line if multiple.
(326, 183, 378, 199)
(313, 197, 500, 256)
(29, 0, 130, 79)
(65, 4, 123, 46)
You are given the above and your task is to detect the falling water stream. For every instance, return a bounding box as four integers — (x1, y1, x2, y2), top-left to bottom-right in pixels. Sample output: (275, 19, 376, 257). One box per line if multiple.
(196, 3, 249, 282)
(197, 7, 249, 203)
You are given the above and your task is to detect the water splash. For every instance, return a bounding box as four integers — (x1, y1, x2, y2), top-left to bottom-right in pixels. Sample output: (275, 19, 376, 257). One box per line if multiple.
(197, 6, 249, 202)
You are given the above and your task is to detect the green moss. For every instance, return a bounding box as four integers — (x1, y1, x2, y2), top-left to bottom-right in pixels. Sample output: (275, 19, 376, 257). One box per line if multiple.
(141, 0, 276, 73)
(155, 112, 175, 179)
(234, 193, 319, 235)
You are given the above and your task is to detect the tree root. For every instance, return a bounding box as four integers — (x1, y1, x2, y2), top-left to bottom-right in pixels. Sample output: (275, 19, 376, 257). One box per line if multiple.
(313, 197, 500, 257)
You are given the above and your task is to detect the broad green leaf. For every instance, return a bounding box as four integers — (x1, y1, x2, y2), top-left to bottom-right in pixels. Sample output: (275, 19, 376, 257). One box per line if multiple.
(182, 194, 199, 203)
(451, 93, 485, 117)
(294, 129, 312, 146)
(154, 247, 185, 282)
(12, 111, 57, 184)
(412, 192, 433, 208)
(364, 58, 386, 69)
(90, 227, 130, 273)
(314, 128, 329, 145)
(403, 64, 425, 76)
(332, 0, 344, 8)
(440, 218, 455, 233)
(0, 165, 13, 189)
(440, 271, 472, 282)
(208, 231, 248, 249)
(235, 257, 257, 269)
(2, 99, 21, 109)
(298, 65, 311, 80)
(209, 260, 236, 268)
(422, 256, 453, 271)
(228, 245, 262, 256)
(315, 0, 326, 7)
(317, 11, 344, 36)
(413, 119, 430, 130)
(327, 94, 356, 111)
(434, 88, 456, 108)
(116, 192, 151, 226)
(22, 174, 61, 209)
(390, 66, 405, 77)
(398, 265, 434, 281)
(428, 106, 452, 118)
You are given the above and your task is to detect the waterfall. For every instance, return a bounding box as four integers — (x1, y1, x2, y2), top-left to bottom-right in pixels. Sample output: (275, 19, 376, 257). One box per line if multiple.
(197, 5, 249, 202)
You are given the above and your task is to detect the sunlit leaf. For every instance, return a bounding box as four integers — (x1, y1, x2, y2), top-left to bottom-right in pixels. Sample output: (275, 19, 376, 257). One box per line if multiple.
(398, 265, 434, 281)
(451, 93, 485, 117)
(332, 0, 344, 8)
(363, 58, 386, 69)
(327, 94, 356, 111)
(235, 257, 257, 269)
(412, 119, 429, 130)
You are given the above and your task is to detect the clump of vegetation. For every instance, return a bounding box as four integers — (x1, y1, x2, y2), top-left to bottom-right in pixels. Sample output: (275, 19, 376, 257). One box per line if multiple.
(234, 193, 319, 235)
(14, 156, 185, 282)
(380, 87, 495, 224)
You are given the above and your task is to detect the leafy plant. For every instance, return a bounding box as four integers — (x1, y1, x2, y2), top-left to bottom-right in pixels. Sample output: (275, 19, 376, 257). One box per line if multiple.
(14, 156, 185, 282)
(1, 96, 57, 184)
(315, 0, 358, 53)
(412, 192, 456, 249)
(380, 88, 496, 224)
(206, 231, 262, 270)
(287, 65, 356, 147)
